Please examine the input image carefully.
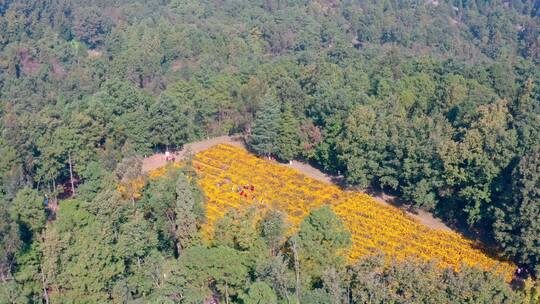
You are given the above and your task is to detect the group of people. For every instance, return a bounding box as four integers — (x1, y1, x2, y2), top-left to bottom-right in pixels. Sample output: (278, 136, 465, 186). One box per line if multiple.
(237, 184, 255, 198)
(165, 151, 176, 163)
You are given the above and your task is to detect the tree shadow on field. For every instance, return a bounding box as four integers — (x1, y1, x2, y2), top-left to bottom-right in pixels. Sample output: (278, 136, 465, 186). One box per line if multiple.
(364, 187, 514, 267)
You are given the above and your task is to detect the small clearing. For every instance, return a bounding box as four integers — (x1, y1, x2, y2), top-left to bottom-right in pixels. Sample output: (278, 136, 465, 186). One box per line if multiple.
(142, 135, 244, 173)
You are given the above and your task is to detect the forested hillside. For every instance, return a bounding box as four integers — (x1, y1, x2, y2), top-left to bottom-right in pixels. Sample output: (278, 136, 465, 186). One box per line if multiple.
(0, 0, 539, 303)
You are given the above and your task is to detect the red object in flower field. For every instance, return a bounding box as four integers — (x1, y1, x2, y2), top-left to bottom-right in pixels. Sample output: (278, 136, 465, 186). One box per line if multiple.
(191, 144, 516, 281)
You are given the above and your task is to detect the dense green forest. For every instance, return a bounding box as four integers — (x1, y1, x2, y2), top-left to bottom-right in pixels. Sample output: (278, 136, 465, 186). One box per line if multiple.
(0, 0, 539, 303)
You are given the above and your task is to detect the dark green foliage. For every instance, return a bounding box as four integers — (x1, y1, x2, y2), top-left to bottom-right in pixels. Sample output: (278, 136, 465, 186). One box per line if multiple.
(249, 96, 281, 157)
(338, 105, 382, 189)
(242, 281, 278, 304)
(10, 187, 46, 239)
(76, 161, 110, 201)
(440, 100, 518, 224)
(277, 102, 300, 161)
(173, 246, 250, 303)
(117, 211, 158, 268)
(297, 206, 351, 286)
(148, 82, 205, 150)
(300, 289, 334, 304)
(512, 79, 540, 153)
(0, 0, 538, 302)
(12, 242, 43, 302)
(213, 208, 267, 263)
(255, 254, 294, 302)
(494, 146, 540, 274)
(0, 198, 21, 283)
(174, 172, 198, 256)
(40, 199, 125, 303)
(144, 168, 201, 258)
(259, 210, 286, 256)
(347, 255, 519, 304)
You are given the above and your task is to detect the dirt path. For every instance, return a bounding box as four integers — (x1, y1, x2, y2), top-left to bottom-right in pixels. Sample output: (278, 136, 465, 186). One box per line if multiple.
(142, 135, 451, 231)
(142, 135, 244, 173)
(286, 160, 334, 183)
(371, 192, 451, 231)
(286, 160, 451, 231)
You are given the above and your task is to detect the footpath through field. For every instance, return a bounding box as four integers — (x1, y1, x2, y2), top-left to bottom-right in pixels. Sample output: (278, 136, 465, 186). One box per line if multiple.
(142, 135, 451, 231)
(142, 135, 244, 172)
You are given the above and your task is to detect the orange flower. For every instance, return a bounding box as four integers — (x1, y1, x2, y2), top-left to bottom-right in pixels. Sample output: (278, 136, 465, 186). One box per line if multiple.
(152, 144, 515, 281)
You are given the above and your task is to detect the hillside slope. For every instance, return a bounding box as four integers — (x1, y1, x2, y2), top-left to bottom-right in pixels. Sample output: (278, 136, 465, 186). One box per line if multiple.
(189, 144, 515, 279)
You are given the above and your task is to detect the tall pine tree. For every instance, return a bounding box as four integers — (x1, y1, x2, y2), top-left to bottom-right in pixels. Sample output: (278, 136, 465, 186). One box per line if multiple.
(249, 96, 280, 157)
(494, 145, 540, 274)
(174, 172, 198, 258)
(297, 206, 351, 286)
(277, 102, 299, 162)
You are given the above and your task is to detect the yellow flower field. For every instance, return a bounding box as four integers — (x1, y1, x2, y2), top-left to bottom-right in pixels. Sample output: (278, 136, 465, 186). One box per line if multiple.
(189, 144, 515, 280)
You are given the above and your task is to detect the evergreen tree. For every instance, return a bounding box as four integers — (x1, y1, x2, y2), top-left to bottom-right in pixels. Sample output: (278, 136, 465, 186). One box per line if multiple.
(259, 210, 286, 256)
(10, 187, 47, 240)
(249, 96, 280, 157)
(42, 200, 125, 303)
(347, 255, 518, 304)
(145, 168, 201, 258)
(148, 83, 202, 150)
(1, 1, 539, 302)
(242, 281, 278, 304)
(494, 145, 540, 274)
(255, 254, 294, 303)
(277, 102, 300, 161)
(439, 100, 517, 225)
(174, 172, 198, 257)
(117, 211, 158, 269)
(300, 289, 333, 304)
(338, 105, 383, 188)
(513, 79, 540, 153)
(0, 198, 21, 284)
(213, 208, 268, 269)
(169, 246, 249, 303)
(296, 206, 351, 286)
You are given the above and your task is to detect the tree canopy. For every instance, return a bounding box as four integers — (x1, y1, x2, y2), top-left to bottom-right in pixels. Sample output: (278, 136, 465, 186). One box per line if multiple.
(0, 0, 539, 302)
